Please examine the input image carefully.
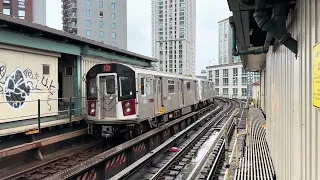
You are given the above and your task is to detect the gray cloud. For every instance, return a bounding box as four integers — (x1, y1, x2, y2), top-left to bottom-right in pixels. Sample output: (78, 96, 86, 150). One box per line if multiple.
(46, 0, 231, 75)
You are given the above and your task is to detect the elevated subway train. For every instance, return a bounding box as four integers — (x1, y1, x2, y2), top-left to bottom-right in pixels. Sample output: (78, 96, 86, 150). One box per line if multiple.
(85, 63, 215, 138)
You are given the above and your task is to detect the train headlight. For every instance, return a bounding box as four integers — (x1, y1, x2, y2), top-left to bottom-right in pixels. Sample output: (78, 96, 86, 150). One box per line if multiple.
(91, 103, 95, 108)
(125, 107, 131, 113)
(125, 102, 130, 108)
(90, 109, 95, 114)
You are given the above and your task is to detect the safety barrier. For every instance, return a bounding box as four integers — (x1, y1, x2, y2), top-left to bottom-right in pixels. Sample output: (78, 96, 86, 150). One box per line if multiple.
(0, 97, 86, 134)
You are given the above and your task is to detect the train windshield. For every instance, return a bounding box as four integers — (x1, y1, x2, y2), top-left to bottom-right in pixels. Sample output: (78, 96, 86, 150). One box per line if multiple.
(118, 76, 134, 98)
(87, 78, 97, 99)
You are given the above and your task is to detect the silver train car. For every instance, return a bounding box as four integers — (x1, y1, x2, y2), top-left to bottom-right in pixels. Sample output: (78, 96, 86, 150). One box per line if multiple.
(85, 63, 215, 138)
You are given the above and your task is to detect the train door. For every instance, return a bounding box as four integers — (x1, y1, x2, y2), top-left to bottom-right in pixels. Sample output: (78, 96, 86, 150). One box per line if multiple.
(154, 77, 162, 114)
(99, 74, 117, 119)
(179, 79, 184, 106)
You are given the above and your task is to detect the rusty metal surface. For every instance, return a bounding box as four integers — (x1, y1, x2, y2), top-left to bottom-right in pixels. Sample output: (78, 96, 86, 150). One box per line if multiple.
(0, 129, 87, 158)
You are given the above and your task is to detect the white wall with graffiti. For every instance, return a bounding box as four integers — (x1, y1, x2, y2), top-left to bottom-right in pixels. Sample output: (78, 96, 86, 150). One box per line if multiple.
(0, 48, 59, 123)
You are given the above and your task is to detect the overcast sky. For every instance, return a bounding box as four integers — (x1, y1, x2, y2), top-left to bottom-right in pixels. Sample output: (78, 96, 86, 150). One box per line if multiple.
(46, 1, 231, 75)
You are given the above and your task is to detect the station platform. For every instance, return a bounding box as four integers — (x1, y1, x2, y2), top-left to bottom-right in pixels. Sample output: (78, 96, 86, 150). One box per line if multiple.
(234, 108, 276, 179)
(0, 116, 83, 137)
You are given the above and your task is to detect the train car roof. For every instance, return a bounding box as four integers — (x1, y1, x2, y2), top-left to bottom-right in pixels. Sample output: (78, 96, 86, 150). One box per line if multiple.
(129, 65, 198, 81)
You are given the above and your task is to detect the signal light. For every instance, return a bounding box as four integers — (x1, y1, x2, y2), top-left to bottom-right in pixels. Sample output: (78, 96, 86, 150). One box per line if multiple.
(121, 100, 136, 116)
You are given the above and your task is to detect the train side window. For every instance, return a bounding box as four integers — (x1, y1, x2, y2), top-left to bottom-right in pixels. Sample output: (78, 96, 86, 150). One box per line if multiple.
(106, 78, 115, 94)
(154, 79, 157, 94)
(141, 77, 145, 96)
(186, 82, 191, 91)
(168, 79, 175, 94)
(158, 79, 161, 94)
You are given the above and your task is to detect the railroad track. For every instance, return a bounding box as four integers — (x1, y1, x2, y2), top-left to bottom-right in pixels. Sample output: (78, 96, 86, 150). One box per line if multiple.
(204, 106, 247, 180)
(1, 99, 226, 180)
(195, 105, 247, 180)
(110, 99, 242, 180)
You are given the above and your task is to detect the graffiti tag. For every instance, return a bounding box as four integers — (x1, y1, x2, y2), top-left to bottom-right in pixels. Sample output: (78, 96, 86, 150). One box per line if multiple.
(3, 69, 31, 109)
(0, 65, 56, 111)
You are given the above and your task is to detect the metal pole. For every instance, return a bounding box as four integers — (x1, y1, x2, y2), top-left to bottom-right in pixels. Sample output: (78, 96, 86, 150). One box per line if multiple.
(234, 114, 239, 169)
(37, 99, 40, 131)
(224, 127, 230, 180)
(69, 97, 72, 122)
(247, 107, 250, 147)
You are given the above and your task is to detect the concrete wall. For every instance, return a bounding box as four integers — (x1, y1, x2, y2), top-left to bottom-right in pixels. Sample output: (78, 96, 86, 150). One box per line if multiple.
(262, 0, 320, 179)
(0, 45, 59, 123)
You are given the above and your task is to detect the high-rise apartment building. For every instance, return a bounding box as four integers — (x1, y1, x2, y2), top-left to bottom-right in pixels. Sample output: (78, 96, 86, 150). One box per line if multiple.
(152, 0, 196, 75)
(218, 18, 240, 64)
(0, 0, 46, 25)
(207, 62, 260, 99)
(62, 0, 127, 50)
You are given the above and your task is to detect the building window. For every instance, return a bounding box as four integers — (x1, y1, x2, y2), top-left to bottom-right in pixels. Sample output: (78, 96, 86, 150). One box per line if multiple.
(223, 69, 228, 77)
(18, 10, 25, 19)
(99, 11, 103, 18)
(112, 23, 116, 29)
(42, 65, 50, 75)
(254, 77, 260, 83)
(242, 68, 247, 76)
(65, 67, 73, 76)
(100, 21, 104, 28)
(3, 8, 10, 15)
(112, 32, 116, 39)
(86, 0, 90, 7)
(215, 88, 219, 96)
(233, 68, 238, 76)
(242, 88, 247, 96)
(99, 1, 103, 8)
(86, 20, 91, 27)
(233, 77, 238, 86)
(112, 42, 116, 47)
(215, 70, 219, 78)
(233, 88, 238, 96)
(242, 77, 247, 86)
(86, 10, 90, 16)
(111, 3, 115, 10)
(86, 30, 91, 37)
(100, 31, 104, 38)
(112, 13, 115, 19)
(223, 78, 228, 86)
(223, 88, 228, 95)
(168, 80, 175, 93)
(208, 71, 212, 79)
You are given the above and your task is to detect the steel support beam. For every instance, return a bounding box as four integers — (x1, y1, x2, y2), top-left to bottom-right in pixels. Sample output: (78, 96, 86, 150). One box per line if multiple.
(0, 29, 81, 55)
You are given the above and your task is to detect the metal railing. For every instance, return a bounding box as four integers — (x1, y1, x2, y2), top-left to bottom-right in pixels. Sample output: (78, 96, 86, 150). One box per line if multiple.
(0, 97, 86, 133)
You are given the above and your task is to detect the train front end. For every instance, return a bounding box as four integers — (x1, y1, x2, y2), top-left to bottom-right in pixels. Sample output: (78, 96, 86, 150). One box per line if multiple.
(85, 63, 137, 138)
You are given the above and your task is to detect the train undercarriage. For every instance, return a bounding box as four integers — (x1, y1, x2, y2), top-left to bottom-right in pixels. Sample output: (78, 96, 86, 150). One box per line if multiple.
(87, 99, 213, 140)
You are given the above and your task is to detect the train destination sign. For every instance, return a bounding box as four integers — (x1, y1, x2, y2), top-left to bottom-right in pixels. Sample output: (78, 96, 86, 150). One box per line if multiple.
(313, 42, 320, 109)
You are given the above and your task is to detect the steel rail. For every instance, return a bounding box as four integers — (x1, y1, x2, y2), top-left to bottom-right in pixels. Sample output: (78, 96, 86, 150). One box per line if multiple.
(109, 102, 228, 180)
(45, 102, 220, 179)
(186, 107, 239, 180)
(204, 100, 248, 180)
(110, 99, 237, 180)
(156, 104, 237, 180)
